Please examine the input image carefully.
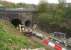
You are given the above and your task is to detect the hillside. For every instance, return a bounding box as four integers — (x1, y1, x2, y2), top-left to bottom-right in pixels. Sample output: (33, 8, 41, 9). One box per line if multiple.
(0, 19, 44, 50)
(0, 0, 36, 8)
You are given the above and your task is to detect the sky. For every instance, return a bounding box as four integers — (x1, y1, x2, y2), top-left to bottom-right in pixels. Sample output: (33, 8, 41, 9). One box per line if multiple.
(2, 0, 71, 4)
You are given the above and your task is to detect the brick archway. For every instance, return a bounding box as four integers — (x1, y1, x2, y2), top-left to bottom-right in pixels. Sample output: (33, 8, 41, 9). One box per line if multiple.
(25, 20, 31, 27)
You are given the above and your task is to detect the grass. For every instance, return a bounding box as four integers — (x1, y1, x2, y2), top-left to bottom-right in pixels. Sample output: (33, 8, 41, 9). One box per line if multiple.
(0, 27, 29, 50)
(0, 19, 45, 50)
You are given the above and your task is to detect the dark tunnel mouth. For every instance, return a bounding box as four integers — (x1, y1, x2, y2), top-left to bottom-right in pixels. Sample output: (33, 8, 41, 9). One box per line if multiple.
(11, 18, 22, 27)
(25, 20, 31, 27)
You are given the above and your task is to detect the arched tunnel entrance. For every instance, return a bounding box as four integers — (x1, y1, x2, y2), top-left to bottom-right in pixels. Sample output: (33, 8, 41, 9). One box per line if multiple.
(25, 20, 31, 27)
(11, 18, 22, 27)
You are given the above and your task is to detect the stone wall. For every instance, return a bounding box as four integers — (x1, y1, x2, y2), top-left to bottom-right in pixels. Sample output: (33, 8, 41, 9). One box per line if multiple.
(0, 8, 36, 27)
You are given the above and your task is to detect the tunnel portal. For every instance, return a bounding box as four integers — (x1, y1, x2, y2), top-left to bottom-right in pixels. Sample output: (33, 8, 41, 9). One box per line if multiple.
(11, 18, 22, 27)
(25, 20, 31, 27)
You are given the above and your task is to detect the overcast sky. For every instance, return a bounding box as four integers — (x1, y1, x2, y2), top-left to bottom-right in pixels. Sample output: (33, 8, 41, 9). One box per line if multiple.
(2, 0, 71, 4)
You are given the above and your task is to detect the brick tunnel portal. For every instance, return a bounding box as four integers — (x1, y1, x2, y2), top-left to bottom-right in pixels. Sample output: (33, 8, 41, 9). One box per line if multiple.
(11, 18, 22, 27)
(25, 20, 31, 27)
(0, 8, 36, 28)
(11, 18, 31, 27)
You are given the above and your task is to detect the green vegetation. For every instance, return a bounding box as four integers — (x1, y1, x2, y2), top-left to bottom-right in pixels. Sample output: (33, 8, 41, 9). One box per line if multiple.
(0, 27, 29, 50)
(37, 0, 71, 34)
(0, 20, 44, 50)
(0, 1, 34, 8)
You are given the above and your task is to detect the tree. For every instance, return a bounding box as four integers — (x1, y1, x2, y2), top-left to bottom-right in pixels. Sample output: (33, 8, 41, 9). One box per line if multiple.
(37, 0, 65, 32)
(16, 3, 26, 8)
(37, 0, 48, 13)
